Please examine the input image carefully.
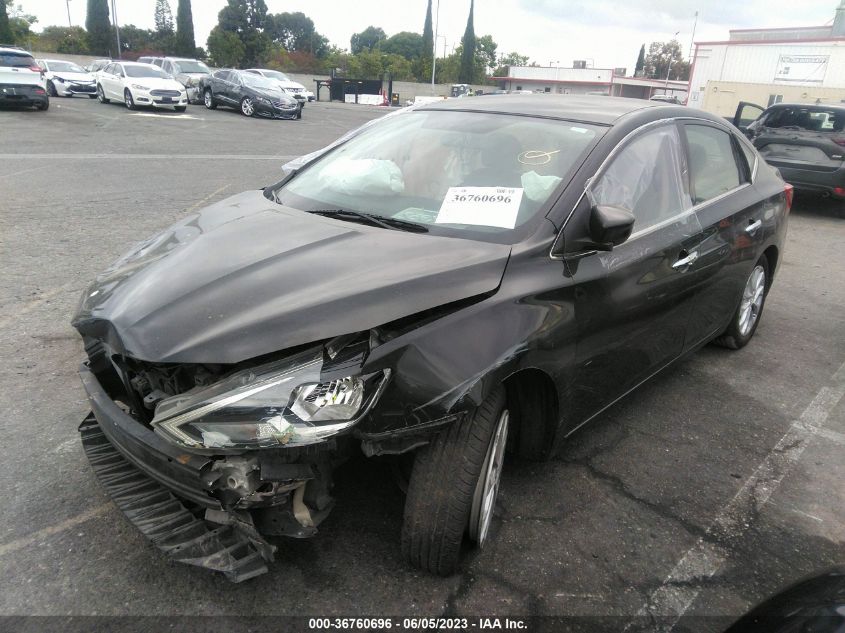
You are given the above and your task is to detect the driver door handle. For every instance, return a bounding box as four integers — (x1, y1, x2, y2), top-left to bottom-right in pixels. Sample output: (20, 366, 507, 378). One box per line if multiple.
(672, 250, 699, 270)
(745, 219, 762, 235)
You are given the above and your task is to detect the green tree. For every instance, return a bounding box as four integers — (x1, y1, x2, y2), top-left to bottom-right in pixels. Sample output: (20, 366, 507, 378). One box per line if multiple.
(634, 43, 645, 76)
(154, 0, 174, 35)
(4, 1, 37, 45)
(475, 34, 496, 74)
(350, 26, 385, 54)
(207, 24, 245, 66)
(266, 12, 328, 57)
(380, 31, 422, 61)
(458, 0, 475, 83)
(215, 0, 270, 66)
(492, 51, 529, 77)
(643, 40, 689, 80)
(0, 1, 12, 43)
(420, 0, 433, 79)
(86, 0, 112, 55)
(118, 24, 157, 54)
(35, 26, 89, 54)
(175, 0, 196, 56)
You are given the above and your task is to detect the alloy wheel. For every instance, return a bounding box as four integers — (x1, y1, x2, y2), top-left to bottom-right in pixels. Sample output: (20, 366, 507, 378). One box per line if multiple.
(124, 90, 135, 110)
(468, 409, 509, 545)
(204, 91, 213, 108)
(738, 264, 766, 337)
(241, 97, 255, 117)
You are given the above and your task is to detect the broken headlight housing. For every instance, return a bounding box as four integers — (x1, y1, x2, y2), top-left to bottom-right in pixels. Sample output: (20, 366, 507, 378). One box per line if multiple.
(151, 348, 389, 450)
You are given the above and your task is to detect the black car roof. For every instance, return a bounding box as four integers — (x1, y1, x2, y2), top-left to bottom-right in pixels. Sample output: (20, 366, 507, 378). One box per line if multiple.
(420, 95, 668, 125)
(767, 102, 845, 112)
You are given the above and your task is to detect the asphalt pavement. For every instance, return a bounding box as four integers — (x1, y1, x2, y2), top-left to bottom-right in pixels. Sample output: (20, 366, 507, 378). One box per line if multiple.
(0, 96, 843, 632)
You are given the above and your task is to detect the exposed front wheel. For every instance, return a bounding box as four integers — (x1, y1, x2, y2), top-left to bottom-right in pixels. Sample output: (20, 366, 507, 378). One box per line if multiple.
(46, 80, 57, 97)
(713, 255, 769, 350)
(204, 89, 216, 109)
(401, 387, 508, 575)
(240, 97, 255, 117)
(97, 85, 109, 103)
(124, 89, 136, 110)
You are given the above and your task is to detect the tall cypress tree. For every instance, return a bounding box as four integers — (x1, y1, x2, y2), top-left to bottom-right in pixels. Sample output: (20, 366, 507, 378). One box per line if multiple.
(635, 44, 645, 76)
(0, 1, 14, 44)
(458, 0, 476, 83)
(86, 0, 112, 56)
(421, 0, 433, 66)
(155, 0, 175, 35)
(176, 0, 196, 56)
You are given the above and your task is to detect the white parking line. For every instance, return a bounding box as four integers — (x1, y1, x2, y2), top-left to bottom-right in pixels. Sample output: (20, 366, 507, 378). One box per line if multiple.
(0, 503, 113, 559)
(624, 359, 845, 632)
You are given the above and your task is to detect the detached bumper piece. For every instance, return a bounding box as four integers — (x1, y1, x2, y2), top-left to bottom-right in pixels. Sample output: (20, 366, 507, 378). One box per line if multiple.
(79, 414, 274, 582)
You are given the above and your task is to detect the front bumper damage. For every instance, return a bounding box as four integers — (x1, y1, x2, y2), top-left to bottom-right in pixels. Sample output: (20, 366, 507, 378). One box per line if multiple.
(78, 363, 335, 581)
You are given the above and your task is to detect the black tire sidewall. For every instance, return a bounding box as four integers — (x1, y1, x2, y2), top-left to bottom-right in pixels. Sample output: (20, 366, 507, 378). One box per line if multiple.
(724, 255, 770, 348)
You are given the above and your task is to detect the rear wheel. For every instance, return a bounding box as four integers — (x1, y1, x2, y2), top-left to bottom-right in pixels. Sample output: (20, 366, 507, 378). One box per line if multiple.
(203, 89, 216, 109)
(713, 255, 769, 350)
(401, 387, 508, 575)
(240, 97, 255, 117)
(124, 89, 136, 110)
(35, 99, 49, 111)
(97, 85, 109, 103)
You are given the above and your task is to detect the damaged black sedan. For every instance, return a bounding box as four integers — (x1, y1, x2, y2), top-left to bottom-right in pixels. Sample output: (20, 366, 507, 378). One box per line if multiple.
(72, 95, 790, 581)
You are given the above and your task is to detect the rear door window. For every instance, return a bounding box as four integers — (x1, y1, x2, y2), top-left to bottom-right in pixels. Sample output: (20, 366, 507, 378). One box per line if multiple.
(683, 124, 744, 204)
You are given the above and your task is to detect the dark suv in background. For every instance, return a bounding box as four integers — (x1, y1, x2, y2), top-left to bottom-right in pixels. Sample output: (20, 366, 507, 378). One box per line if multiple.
(734, 101, 845, 202)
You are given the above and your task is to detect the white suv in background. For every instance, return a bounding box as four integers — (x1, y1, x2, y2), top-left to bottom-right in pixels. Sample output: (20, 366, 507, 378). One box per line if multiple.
(0, 46, 49, 111)
(245, 68, 314, 105)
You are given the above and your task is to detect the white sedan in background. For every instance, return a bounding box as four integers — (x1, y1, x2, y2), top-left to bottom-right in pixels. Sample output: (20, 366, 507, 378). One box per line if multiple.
(37, 59, 97, 98)
(96, 61, 188, 111)
(245, 68, 314, 104)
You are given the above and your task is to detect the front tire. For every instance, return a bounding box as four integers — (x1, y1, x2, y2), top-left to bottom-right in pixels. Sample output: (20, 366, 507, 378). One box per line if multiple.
(401, 387, 508, 575)
(35, 99, 49, 111)
(240, 96, 255, 117)
(124, 89, 136, 110)
(713, 255, 770, 350)
(203, 89, 216, 110)
(97, 85, 109, 103)
(46, 81, 57, 97)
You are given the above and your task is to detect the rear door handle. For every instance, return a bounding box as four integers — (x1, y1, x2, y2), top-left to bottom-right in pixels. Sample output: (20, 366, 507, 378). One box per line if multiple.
(745, 219, 762, 235)
(672, 250, 699, 270)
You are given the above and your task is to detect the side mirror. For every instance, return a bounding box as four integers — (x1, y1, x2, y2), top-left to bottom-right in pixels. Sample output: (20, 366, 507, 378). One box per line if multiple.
(589, 205, 636, 250)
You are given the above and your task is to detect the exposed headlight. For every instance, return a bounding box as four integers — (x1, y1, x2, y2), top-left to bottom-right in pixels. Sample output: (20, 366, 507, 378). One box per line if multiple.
(255, 95, 271, 104)
(151, 348, 390, 450)
(131, 84, 150, 91)
(56, 77, 66, 83)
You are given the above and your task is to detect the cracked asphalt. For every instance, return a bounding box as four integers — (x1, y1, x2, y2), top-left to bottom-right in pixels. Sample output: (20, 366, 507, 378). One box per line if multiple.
(1, 96, 843, 631)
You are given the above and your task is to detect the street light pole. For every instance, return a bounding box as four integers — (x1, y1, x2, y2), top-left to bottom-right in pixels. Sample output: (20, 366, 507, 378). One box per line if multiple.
(664, 30, 679, 89)
(111, 0, 122, 59)
(431, 0, 440, 93)
(66, 0, 72, 27)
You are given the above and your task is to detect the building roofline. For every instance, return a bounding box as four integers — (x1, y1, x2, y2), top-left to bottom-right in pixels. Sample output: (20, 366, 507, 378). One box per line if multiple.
(695, 37, 845, 46)
(729, 25, 831, 32)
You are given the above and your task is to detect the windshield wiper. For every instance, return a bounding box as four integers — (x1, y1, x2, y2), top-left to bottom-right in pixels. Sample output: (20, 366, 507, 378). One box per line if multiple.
(308, 209, 428, 233)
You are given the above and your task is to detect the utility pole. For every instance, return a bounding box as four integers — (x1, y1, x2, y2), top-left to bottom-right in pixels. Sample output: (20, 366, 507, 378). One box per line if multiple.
(111, 0, 122, 58)
(431, 0, 440, 92)
(66, 0, 72, 27)
(688, 11, 699, 61)
(665, 30, 679, 88)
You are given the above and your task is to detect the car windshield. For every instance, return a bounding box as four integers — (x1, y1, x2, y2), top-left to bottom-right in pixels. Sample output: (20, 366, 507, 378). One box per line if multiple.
(241, 72, 277, 90)
(173, 60, 209, 74)
(272, 110, 601, 239)
(0, 52, 35, 67)
(49, 61, 85, 73)
(124, 65, 168, 79)
(765, 106, 845, 132)
(261, 70, 290, 82)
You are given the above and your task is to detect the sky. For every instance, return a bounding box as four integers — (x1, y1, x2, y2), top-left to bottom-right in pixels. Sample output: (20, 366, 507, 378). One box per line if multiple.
(16, 0, 842, 71)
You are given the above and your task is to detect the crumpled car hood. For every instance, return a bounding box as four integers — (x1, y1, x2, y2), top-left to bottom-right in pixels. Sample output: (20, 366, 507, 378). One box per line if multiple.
(73, 190, 511, 364)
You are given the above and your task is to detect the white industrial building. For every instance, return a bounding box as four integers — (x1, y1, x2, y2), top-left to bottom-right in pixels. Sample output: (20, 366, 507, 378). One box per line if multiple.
(688, 1, 845, 116)
(492, 65, 688, 101)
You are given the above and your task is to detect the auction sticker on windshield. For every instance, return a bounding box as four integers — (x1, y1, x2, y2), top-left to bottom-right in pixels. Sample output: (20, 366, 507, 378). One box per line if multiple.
(436, 187, 524, 229)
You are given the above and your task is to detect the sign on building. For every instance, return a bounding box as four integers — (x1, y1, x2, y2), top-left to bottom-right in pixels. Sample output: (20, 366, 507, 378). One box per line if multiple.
(774, 55, 829, 85)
